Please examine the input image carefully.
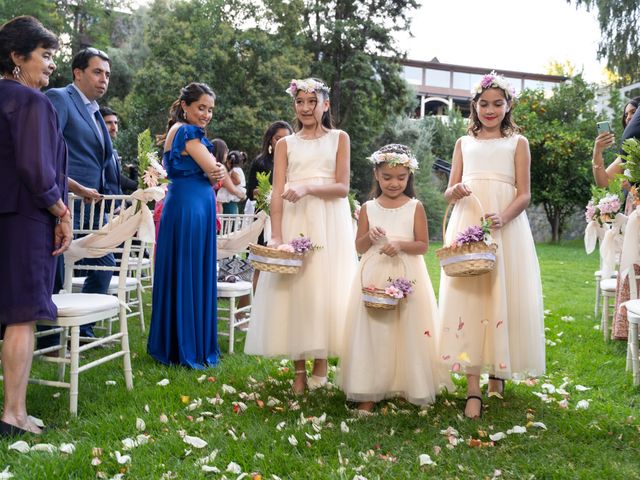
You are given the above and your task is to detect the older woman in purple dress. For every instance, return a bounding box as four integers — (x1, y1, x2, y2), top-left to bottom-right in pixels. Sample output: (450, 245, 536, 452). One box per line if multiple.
(0, 16, 71, 436)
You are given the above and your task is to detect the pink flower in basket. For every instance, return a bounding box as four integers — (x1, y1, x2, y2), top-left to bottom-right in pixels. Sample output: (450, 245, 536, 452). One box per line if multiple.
(276, 244, 295, 253)
(384, 277, 414, 299)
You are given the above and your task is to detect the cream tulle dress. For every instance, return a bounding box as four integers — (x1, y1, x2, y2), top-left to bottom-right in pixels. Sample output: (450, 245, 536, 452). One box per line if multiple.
(244, 130, 358, 360)
(338, 199, 452, 405)
(438, 135, 545, 379)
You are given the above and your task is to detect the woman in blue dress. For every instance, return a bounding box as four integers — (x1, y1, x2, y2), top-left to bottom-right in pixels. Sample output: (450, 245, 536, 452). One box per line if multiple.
(147, 83, 227, 368)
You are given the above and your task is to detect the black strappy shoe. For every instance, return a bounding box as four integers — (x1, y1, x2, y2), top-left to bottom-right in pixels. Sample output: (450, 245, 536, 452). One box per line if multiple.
(464, 395, 483, 419)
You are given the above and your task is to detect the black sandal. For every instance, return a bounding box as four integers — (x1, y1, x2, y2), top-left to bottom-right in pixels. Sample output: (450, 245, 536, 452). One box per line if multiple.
(0, 420, 31, 437)
(488, 375, 505, 396)
(464, 395, 483, 419)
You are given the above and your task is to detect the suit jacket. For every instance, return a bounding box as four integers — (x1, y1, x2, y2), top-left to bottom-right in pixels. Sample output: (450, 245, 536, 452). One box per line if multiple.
(45, 84, 116, 193)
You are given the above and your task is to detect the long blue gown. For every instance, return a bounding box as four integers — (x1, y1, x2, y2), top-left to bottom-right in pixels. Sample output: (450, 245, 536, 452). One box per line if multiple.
(147, 124, 219, 368)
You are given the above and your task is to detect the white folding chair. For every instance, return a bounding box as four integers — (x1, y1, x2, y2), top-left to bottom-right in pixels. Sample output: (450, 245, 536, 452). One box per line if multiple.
(216, 213, 266, 353)
(625, 265, 640, 386)
(26, 191, 161, 415)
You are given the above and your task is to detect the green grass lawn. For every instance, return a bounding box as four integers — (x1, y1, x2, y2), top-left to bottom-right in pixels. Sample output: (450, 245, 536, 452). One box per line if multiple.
(1, 241, 639, 479)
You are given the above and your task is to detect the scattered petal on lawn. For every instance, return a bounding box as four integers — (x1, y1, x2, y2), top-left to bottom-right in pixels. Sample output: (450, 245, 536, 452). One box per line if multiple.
(352, 475, 368, 480)
(506, 426, 526, 435)
(541, 383, 556, 393)
(288, 435, 298, 446)
(489, 432, 507, 442)
(52, 393, 61, 398)
(340, 421, 349, 433)
(439, 426, 459, 437)
(188, 399, 203, 411)
(59, 443, 75, 454)
(530, 422, 547, 430)
(105, 380, 116, 386)
(433, 446, 442, 456)
(492, 469, 503, 479)
(228, 429, 239, 441)
(222, 384, 237, 394)
(311, 413, 327, 425)
(122, 438, 137, 450)
(8, 441, 30, 454)
(266, 397, 281, 407)
(226, 462, 242, 474)
(144, 404, 150, 413)
(575, 385, 591, 392)
(207, 395, 224, 406)
(576, 400, 590, 410)
(558, 399, 569, 409)
(110, 474, 125, 480)
(159, 414, 169, 423)
(418, 453, 436, 466)
(556, 388, 569, 396)
(593, 325, 600, 330)
(114, 451, 131, 464)
(197, 375, 207, 383)
(276, 421, 286, 431)
(136, 418, 146, 431)
(91, 457, 102, 466)
(560, 315, 575, 322)
(30, 443, 57, 453)
(305, 433, 321, 441)
(255, 452, 265, 459)
(201, 465, 220, 473)
(0, 466, 13, 479)
(233, 402, 248, 414)
(156, 379, 170, 387)
(183, 435, 208, 449)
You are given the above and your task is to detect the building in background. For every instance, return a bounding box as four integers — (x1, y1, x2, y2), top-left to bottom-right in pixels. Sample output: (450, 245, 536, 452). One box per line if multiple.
(401, 57, 567, 118)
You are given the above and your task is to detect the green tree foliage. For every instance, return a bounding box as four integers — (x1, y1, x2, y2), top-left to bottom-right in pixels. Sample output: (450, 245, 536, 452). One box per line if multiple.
(299, 0, 418, 195)
(116, 0, 307, 162)
(513, 75, 596, 242)
(568, 0, 640, 83)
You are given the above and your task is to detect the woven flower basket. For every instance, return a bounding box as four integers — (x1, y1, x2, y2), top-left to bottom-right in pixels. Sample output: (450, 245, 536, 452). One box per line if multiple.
(248, 243, 305, 274)
(436, 194, 497, 277)
(360, 255, 406, 310)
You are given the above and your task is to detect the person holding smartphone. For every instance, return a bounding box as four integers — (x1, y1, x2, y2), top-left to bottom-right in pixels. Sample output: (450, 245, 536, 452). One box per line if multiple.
(592, 97, 639, 188)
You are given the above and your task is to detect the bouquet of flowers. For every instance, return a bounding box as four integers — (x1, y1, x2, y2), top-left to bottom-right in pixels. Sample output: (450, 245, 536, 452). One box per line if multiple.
(137, 129, 167, 189)
(585, 178, 623, 226)
(275, 235, 321, 254)
(255, 171, 272, 215)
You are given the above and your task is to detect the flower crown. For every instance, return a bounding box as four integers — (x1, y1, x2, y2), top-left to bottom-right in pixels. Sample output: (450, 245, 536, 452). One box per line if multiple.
(285, 78, 330, 98)
(471, 71, 516, 99)
(369, 145, 419, 173)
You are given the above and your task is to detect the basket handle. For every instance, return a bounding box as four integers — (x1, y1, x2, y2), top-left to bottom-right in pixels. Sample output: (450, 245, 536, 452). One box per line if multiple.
(441, 192, 486, 241)
(360, 249, 408, 289)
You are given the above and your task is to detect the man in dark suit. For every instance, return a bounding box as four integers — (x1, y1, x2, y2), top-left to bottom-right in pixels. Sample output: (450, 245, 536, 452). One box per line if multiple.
(100, 107, 138, 195)
(45, 48, 116, 339)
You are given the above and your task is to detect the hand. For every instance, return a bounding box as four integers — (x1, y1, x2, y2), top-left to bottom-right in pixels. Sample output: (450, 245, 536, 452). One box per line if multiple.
(80, 186, 103, 204)
(379, 241, 401, 257)
(484, 213, 504, 230)
(210, 162, 227, 182)
(449, 182, 472, 200)
(233, 188, 247, 200)
(281, 184, 308, 203)
(368, 226, 387, 243)
(594, 132, 615, 154)
(52, 221, 72, 256)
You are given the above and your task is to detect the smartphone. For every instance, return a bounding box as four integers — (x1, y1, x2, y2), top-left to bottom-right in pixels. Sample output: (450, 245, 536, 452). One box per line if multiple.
(596, 121, 611, 135)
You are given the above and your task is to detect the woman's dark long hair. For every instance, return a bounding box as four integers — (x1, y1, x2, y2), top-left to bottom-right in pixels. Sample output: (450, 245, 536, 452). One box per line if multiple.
(623, 97, 640, 129)
(253, 120, 293, 172)
(468, 88, 519, 138)
(0, 16, 59, 76)
(292, 78, 334, 132)
(159, 82, 215, 143)
(211, 138, 228, 164)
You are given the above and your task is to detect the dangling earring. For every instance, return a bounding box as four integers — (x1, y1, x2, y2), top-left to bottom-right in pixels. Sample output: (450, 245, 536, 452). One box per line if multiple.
(183, 110, 187, 121)
(268, 145, 273, 154)
(12, 65, 20, 79)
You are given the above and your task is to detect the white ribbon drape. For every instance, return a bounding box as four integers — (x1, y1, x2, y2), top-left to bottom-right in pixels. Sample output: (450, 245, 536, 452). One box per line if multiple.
(584, 220, 605, 254)
(217, 211, 268, 260)
(619, 208, 640, 281)
(64, 187, 166, 265)
(599, 213, 628, 277)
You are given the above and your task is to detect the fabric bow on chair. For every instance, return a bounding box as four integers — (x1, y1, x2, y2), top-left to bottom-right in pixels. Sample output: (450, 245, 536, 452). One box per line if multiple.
(600, 213, 628, 277)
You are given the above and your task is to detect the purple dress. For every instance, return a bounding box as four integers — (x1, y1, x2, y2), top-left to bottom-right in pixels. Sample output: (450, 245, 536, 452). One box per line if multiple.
(0, 79, 67, 325)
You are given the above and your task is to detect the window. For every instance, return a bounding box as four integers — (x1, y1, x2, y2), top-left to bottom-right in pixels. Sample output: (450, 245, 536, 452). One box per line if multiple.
(524, 78, 545, 91)
(452, 72, 470, 90)
(403, 66, 423, 85)
(425, 69, 450, 88)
